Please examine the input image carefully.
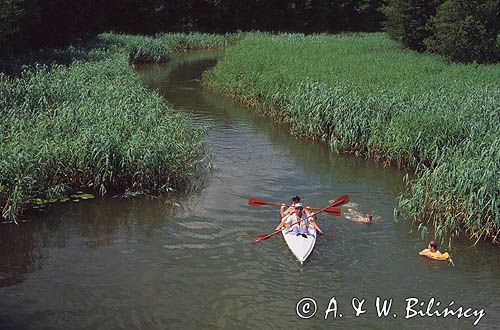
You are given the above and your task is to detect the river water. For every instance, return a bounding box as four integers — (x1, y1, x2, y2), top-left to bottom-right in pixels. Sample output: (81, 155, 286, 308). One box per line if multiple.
(0, 52, 498, 330)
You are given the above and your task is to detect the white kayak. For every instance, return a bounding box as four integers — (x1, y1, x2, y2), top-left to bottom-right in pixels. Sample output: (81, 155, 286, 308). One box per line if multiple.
(282, 225, 317, 264)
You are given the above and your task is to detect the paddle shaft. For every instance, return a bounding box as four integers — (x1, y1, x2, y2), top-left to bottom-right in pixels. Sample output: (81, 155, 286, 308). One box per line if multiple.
(249, 199, 310, 208)
(257, 206, 328, 241)
(281, 203, 328, 212)
(248, 198, 340, 215)
(294, 194, 349, 225)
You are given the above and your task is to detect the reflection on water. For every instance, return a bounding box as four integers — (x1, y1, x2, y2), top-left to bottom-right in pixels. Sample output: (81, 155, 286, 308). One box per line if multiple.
(0, 52, 498, 330)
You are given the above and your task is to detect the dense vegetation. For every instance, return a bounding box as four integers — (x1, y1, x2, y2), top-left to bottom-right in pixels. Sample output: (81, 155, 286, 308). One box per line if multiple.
(0, 33, 233, 222)
(382, 0, 442, 51)
(382, 0, 499, 63)
(204, 33, 500, 244)
(425, 0, 499, 63)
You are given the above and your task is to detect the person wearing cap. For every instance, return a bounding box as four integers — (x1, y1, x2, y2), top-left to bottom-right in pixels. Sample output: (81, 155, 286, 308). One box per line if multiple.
(280, 195, 301, 218)
(275, 203, 323, 237)
(276, 196, 302, 232)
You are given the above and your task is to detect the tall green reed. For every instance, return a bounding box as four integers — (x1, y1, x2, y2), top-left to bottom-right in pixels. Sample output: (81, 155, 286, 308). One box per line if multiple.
(1, 32, 235, 222)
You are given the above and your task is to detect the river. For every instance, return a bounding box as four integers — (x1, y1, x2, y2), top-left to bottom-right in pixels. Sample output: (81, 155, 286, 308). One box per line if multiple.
(0, 52, 498, 330)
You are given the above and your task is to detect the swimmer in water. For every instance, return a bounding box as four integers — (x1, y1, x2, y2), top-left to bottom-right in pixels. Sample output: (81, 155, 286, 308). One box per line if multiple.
(346, 208, 373, 223)
(419, 240, 450, 261)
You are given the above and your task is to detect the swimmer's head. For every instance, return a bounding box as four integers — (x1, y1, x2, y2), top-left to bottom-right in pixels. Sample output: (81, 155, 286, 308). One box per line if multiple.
(429, 240, 438, 252)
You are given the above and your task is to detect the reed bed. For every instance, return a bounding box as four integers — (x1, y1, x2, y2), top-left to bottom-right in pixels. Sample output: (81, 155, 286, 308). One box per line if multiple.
(203, 32, 500, 244)
(1, 32, 234, 222)
(99, 32, 237, 63)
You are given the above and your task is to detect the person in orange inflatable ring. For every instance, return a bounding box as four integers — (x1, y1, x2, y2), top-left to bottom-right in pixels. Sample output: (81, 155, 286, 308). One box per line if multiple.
(419, 240, 450, 261)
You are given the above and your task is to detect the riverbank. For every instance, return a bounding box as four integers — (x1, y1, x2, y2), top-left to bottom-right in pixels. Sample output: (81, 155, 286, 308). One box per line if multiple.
(203, 32, 499, 244)
(0, 33, 236, 223)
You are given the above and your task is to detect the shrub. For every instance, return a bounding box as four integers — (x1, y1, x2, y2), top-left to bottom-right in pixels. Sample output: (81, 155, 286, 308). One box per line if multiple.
(425, 0, 499, 63)
(382, 0, 443, 51)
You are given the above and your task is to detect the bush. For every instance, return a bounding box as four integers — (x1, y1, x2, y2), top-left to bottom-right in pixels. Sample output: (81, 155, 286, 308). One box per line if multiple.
(425, 0, 499, 63)
(0, 0, 38, 56)
(382, 0, 443, 51)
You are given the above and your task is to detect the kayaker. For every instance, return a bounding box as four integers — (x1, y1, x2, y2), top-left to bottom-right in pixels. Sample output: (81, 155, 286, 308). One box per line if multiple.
(280, 195, 300, 218)
(346, 208, 373, 223)
(419, 241, 450, 261)
(276, 203, 323, 237)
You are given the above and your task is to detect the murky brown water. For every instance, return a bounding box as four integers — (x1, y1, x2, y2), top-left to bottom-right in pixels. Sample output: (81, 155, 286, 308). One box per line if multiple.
(0, 52, 498, 330)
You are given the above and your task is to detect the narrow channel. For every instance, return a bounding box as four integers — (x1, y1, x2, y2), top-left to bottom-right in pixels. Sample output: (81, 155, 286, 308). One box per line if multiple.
(0, 53, 498, 330)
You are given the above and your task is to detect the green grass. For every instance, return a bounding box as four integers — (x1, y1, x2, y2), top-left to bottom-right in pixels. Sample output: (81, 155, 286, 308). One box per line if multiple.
(0, 32, 235, 223)
(203, 32, 500, 244)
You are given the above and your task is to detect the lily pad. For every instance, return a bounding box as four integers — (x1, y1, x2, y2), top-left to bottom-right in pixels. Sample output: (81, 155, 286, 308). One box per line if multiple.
(70, 193, 95, 200)
(32, 198, 48, 205)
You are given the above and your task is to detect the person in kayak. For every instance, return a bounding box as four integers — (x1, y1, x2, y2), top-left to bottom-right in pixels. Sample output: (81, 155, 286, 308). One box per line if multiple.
(275, 203, 323, 237)
(419, 241, 450, 261)
(346, 208, 373, 223)
(280, 195, 301, 218)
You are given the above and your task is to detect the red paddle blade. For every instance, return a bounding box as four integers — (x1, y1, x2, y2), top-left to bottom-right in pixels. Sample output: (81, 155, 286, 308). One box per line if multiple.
(248, 198, 268, 206)
(329, 195, 350, 208)
(324, 207, 341, 216)
(255, 232, 275, 241)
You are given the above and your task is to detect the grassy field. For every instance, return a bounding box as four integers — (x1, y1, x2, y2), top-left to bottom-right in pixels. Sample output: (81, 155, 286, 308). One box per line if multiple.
(203, 32, 499, 244)
(0, 33, 235, 223)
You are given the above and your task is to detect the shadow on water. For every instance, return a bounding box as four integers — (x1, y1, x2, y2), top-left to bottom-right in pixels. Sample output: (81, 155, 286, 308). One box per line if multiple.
(0, 194, 193, 288)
